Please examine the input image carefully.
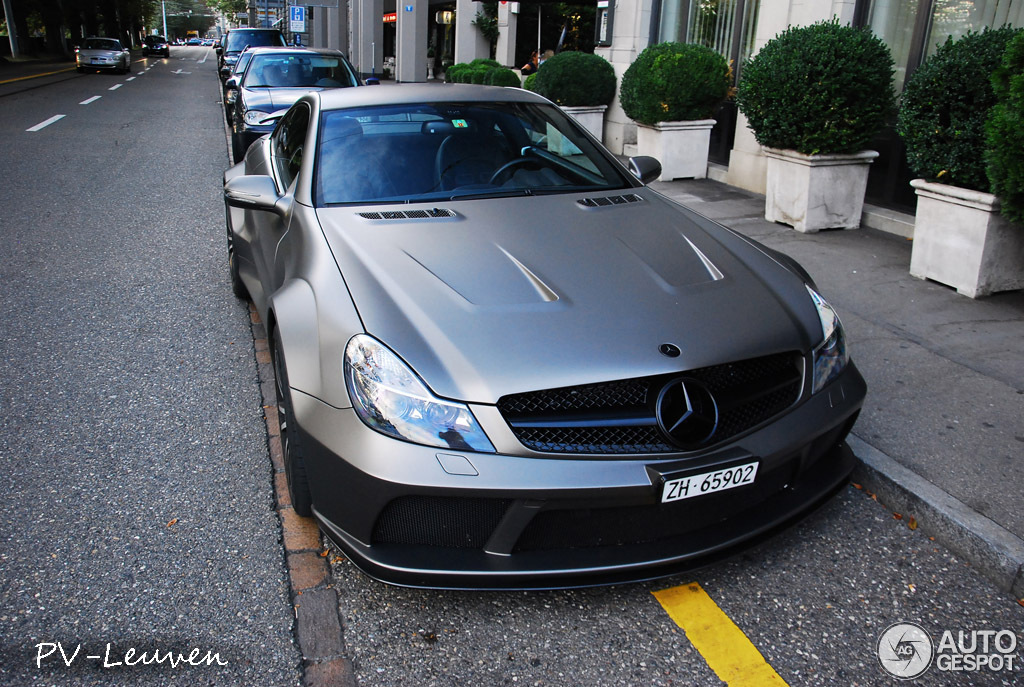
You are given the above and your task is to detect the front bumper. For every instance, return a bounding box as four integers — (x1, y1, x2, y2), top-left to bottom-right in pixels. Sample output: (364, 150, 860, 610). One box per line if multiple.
(297, 363, 866, 589)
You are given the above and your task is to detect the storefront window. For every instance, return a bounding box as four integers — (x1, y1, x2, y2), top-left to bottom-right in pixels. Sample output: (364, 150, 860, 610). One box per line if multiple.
(867, 0, 920, 93)
(659, 0, 760, 68)
(927, 0, 1024, 57)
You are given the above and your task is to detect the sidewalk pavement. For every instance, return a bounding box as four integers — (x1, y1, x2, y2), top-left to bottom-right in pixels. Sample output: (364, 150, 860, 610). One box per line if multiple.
(651, 177, 1024, 600)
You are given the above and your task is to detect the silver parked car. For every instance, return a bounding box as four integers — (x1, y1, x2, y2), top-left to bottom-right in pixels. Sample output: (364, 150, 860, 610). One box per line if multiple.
(223, 85, 866, 589)
(76, 37, 131, 74)
(227, 47, 360, 161)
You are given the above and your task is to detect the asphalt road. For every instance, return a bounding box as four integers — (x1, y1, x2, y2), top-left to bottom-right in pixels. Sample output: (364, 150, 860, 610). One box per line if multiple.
(0, 46, 1021, 687)
(0, 47, 301, 685)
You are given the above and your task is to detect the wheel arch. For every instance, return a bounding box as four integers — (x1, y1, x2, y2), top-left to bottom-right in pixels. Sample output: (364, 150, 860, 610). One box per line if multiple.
(267, 278, 322, 398)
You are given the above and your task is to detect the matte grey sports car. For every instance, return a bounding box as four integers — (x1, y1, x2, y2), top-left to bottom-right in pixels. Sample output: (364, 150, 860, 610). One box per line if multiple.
(223, 85, 866, 589)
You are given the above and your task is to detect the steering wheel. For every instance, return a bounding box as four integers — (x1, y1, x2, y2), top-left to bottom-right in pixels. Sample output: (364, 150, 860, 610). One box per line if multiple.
(488, 157, 545, 186)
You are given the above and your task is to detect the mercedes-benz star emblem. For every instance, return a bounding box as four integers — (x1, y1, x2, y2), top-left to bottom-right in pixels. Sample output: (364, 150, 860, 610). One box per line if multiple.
(656, 378, 719, 449)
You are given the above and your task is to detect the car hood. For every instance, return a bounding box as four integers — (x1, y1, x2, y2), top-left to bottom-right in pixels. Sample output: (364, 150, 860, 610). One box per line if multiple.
(316, 191, 822, 403)
(241, 87, 322, 111)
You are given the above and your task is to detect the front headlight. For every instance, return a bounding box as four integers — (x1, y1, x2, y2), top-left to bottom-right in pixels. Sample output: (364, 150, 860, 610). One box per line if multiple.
(243, 110, 271, 126)
(807, 286, 849, 393)
(344, 335, 495, 453)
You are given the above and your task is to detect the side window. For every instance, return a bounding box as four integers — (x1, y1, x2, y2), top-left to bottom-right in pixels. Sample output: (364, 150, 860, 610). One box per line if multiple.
(271, 104, 310, 190)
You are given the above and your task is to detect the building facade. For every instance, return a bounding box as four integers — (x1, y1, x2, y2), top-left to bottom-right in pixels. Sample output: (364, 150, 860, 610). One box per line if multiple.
(239, 0, 1023, 216)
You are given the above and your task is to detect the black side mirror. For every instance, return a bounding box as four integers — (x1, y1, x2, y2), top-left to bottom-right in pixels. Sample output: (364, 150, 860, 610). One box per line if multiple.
(215, 46, 223, 55)
(225, 76, 239, 91)
(628, 156, 662, 184)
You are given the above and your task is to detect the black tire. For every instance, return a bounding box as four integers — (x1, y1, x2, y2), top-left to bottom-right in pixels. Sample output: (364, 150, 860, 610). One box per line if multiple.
(272, 328, 314, 516)
(226, 222, 248, 299)
(231, 133, 246, 163)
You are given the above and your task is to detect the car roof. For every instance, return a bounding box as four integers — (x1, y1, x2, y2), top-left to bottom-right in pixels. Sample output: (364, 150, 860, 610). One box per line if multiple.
(245, 47, 346, 57)
(315, 84, 547, 110)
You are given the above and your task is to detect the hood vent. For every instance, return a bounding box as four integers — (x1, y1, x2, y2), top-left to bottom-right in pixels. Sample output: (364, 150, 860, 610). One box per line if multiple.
(577, 194, 644, 209)
(358, 208, 457, 220)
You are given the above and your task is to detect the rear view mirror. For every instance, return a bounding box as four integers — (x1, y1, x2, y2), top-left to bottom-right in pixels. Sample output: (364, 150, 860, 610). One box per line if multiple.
(628, 156, 662, 184)
(225, 76, 239, 90)
(224, 175, 282, 213)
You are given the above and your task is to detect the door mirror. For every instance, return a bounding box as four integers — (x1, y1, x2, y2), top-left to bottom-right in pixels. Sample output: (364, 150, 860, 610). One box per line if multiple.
(225, 76, 239, 90)
(215, 45, 223, 55)
(224, 175, 282, 213)
(364, 77, 380, 86)
(628, 156, 662, 184)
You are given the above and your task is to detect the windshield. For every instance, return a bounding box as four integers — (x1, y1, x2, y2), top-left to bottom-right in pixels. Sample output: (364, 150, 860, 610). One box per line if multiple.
(145, 36, 166, 44)
(243, 54, 356, 89)
(84, 39, 121, 51)
(315, 101, 633, 206)
(225, 30, 286, 54)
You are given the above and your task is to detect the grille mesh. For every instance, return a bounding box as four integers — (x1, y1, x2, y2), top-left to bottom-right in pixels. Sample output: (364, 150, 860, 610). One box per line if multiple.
(357, 208, 456, 220)
(497, 352, 803, 455)
(577, 194, 644, 208)
(372, 496, 512, 548)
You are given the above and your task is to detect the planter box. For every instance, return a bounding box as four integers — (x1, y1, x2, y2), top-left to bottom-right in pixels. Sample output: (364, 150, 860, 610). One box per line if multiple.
(909, 179, 1024, 298)
(636, 119, 716, 181)
(764, 148, 878, 233)
(561, 104, 607, 142)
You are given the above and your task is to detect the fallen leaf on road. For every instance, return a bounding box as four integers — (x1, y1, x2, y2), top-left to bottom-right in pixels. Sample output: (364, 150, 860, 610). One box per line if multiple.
(909, 517, 918, 530)
(166, 518, 178, 527)
(894, 513, 903, 520)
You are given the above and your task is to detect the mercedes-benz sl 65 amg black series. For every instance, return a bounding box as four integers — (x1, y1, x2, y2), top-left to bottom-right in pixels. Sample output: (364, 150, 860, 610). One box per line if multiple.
(223, 85, 866, 589)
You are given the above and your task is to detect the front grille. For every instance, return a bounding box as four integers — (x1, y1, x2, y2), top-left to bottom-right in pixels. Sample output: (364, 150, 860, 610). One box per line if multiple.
(372, 496, 512, 548)
(514, 456, 794, 551)
(497, 352, 803, 454)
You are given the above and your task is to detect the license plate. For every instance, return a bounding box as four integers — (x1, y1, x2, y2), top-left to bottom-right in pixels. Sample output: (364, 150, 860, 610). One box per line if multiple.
(662, 462, 759, 503)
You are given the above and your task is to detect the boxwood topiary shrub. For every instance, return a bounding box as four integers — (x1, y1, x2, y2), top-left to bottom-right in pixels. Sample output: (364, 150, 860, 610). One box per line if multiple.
(619, 42, 730, 125)
(485, 67, 523, 87)
(736, 19, 895, 155)
(986, 31, 1024, 222)
(531, 51, 616, 107)
(523, 72, 538, 92)
(445, 63, 470, 83)
(898, 27, 1020, 192)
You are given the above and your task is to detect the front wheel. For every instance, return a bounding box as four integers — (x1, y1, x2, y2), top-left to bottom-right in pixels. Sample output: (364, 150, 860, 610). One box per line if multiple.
(231, 133, 247, 163)
(272, 328, 314, 517)
(226, 220, 248, 299)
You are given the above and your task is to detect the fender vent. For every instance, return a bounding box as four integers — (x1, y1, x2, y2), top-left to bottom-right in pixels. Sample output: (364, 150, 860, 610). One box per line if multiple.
(577, 194, 644, 208)
(358, 208, 457, 220)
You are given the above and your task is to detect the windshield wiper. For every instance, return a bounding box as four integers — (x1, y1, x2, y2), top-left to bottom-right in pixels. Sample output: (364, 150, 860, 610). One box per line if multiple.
(447, 188, 534, 201)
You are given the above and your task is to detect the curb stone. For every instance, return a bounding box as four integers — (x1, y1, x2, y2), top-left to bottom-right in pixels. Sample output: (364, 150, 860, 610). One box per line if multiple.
(247, 304, 358, 687)
(848, 434, 1024, 600)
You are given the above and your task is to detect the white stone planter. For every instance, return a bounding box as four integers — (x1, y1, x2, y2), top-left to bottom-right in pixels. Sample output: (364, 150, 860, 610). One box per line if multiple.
(764, 148, 878, 233)
(636, 119, 716, 181)
(909, 179, 1024, 298)
(561, 104, 607, 142)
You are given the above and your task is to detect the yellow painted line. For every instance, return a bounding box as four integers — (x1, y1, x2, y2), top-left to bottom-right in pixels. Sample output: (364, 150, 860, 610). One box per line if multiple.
(0, 66, 77, 85)
(653, 582, 788, 686)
